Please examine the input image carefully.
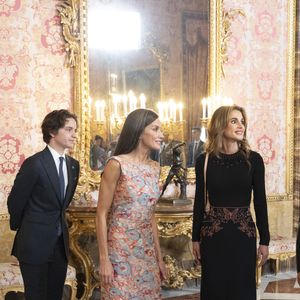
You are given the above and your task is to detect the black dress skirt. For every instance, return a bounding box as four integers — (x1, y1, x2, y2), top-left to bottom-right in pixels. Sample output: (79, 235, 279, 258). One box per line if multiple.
(200, 206, 257, 300)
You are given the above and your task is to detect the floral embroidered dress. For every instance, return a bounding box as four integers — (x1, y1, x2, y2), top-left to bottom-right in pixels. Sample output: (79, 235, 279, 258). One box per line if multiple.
(101, 156, 161, 300)
(192, 151, 270, 300)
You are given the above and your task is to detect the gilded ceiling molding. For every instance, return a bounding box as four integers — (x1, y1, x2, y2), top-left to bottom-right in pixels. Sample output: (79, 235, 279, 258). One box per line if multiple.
(220, 0, 245, 77)
(57, 0, 80, 68)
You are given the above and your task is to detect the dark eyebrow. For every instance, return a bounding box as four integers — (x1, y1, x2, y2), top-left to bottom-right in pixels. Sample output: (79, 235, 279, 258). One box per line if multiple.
(230, 117, 244, 121)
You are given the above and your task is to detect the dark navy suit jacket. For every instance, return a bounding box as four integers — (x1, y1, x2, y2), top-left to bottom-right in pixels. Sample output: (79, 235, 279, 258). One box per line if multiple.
(7, 147, 79, 264)
(187, 140, 204, 167)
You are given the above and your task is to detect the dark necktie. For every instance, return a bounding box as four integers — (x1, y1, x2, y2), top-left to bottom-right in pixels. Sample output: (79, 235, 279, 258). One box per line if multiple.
(194, 141, 198, 153)
(193, 142, 198, 164)
(59, 156, 65, 202)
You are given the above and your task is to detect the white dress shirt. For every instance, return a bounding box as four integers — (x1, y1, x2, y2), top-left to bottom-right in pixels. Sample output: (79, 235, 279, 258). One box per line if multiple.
(47, 145, 68, 195)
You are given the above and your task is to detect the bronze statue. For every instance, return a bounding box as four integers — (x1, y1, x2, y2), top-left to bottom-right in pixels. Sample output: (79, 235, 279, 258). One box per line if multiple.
(160, 142, 187, 200)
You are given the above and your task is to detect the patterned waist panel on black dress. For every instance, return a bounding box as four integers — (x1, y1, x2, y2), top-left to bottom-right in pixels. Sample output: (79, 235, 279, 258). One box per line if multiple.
(200, 206, 257, 239)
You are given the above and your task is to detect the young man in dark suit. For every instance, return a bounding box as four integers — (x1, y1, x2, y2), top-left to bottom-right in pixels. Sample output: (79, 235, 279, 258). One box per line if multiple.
(7, 109, 80, 300)
(187, 127, 204, 167)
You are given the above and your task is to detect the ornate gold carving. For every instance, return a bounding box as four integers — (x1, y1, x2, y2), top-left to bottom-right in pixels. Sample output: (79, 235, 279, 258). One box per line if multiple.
(220, 0, 245, 77)
(157, 217, 192, 238)
(57, 0, 101, 202)
(286, 0, 296, 200)
(161, 121, 186, 146)
(68, 208, 99, 299)
(57, 0, 80, 68)
(162, 255, 200, 289)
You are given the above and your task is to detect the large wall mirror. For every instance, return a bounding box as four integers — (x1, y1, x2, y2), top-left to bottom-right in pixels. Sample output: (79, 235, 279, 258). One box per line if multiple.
(59, 0, 222, 197)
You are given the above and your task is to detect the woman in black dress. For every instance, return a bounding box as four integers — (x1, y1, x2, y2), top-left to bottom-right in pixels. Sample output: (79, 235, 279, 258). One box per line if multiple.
(192, 105, 270, 300)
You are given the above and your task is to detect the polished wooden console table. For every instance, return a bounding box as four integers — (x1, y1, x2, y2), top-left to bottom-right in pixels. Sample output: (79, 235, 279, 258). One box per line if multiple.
(67, 202, 200, 299)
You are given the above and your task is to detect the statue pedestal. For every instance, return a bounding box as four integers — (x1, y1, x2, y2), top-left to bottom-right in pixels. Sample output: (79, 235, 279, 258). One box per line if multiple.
(158, 197, 193, 206)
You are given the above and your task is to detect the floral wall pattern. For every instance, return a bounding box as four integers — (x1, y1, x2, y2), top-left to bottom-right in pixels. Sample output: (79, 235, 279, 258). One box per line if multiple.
(221, 0, 289, 195)
(0, 0, 72, 214)
(0, 0, 293, 229)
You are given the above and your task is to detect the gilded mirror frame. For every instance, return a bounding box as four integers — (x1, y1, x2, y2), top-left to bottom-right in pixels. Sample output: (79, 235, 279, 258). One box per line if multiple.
(58, 0, 296, 204)
(58, 0, 224, 201)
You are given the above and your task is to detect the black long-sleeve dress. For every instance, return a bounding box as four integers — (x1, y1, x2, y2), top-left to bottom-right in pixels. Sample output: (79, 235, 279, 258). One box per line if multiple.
(192, 151, 270, 300)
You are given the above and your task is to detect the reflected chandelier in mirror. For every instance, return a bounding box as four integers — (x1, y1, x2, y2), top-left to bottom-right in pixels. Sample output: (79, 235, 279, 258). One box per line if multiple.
(58, 0, 228, 202)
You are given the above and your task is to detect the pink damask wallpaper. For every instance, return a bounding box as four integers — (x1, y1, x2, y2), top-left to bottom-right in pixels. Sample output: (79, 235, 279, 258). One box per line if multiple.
(0, 0, 72, 214)
(221, 0, 289, 195)
(0, 0, 292, 213)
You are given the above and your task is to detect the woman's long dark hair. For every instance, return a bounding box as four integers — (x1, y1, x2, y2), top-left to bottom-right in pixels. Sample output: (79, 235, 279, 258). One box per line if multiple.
(114, 109, 159, 155)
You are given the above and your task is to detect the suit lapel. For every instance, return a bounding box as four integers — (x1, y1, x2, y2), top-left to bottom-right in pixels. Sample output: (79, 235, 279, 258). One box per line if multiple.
(40, 147, 61, 205)
(64, 155, 75, 208)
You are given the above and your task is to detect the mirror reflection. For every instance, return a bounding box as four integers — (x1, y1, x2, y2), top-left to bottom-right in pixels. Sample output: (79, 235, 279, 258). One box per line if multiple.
(87, 0, 210, 169)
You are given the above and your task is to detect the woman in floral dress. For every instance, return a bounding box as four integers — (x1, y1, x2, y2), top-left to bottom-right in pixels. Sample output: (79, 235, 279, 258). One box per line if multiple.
(96, 109, 166, 299)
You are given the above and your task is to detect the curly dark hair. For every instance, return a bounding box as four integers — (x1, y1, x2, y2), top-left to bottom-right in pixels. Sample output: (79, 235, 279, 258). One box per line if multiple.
(41, 109, 77, 144)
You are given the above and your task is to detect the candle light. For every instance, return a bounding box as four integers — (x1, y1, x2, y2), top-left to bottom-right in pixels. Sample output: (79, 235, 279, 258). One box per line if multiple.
(132, 95, 137, 111)
(122, 95, 128, 116)
(128, 90, 134, 112)
(95, 100, 101, 121)
(99, 100, 106, 121)
(139, 93, 146, 108)
(157, 101, 164, 120)
(169, 99, 176, 122)
(112, 94, 119, 118)
(178, 102, 183, 122)
(164, 102, 169, 121)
